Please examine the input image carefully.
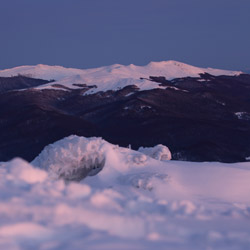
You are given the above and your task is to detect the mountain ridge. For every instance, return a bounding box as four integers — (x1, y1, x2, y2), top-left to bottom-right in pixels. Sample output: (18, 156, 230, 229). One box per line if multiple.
(0, 61, 242, 95)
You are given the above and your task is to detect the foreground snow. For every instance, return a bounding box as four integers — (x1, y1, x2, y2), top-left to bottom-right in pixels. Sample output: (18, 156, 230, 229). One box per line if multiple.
(0, 61, 242, 94)
(1, 136, 250, 249)
(31, 136, 172, 181)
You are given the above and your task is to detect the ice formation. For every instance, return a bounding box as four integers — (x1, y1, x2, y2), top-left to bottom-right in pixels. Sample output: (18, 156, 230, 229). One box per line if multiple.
(31, 136, 110, 181)
(138, 144, 172, 161)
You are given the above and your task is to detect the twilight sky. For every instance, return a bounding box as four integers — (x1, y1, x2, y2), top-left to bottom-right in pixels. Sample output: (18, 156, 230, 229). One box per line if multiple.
(1, 0, 250, 71)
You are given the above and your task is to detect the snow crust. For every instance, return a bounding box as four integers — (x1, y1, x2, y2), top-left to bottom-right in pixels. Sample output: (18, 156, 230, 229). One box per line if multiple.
(235, 112, 250, 120)
(1, 137, 250, 249)
(0, 61, 242, 94)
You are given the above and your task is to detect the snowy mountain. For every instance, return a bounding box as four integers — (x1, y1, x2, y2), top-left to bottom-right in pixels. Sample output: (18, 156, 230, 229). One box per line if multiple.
(0, 61, 242, 94)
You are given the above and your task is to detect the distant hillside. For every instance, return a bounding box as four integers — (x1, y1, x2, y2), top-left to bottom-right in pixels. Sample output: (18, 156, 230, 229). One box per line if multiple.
(0, 75, 52, 93)
(0, 67, 249, 163)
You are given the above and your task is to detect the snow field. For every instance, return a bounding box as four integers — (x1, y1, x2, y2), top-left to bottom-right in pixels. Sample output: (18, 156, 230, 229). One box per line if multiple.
(0, 136, 250, 249)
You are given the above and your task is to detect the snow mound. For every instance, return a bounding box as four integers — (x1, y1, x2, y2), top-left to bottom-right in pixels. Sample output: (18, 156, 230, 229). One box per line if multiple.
(138, 144, 172, 161)
(32, 135, 109, 181)
(235, 112, 250, 120)
(0, 61, 242, 94)
(32, 135, 169, 182)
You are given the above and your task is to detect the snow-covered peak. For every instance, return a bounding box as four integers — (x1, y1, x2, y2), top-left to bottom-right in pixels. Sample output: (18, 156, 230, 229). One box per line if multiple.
(0, 64, 83, 81)
(0, 61, 242, 94)
(144, 60, 240, 77)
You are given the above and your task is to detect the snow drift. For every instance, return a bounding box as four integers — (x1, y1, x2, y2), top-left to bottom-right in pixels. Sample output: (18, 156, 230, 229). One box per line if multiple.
(32, 135, 171, 181)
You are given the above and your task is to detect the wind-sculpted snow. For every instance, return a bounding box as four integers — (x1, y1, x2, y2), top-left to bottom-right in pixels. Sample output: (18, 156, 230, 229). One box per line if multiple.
(138, 144, 172, 161)
(32, 135, 156, 181)
(0, 61, 242, 94)
(1, 138, 250, 249)
(31, 136, 108, 181)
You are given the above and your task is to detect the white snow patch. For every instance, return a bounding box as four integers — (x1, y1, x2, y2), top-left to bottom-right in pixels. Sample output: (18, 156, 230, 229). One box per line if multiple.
(235, 112, 250, 120)
(140, 105, 152, 109)
(166, 85, 189, 92)
(197, 78, 210, 82)
(124, 92, 135, 97)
